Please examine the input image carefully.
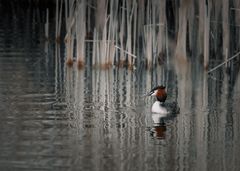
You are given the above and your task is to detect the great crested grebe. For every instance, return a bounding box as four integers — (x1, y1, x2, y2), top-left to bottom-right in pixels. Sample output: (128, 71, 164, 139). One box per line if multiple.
(147, 85, 180, 114)
(147, 85, 180, 139)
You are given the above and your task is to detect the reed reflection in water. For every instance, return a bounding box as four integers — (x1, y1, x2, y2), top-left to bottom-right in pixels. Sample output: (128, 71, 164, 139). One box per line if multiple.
(16, 46, 238, 170)
(0, 40, 240, 170)
(1, 45, 240, 170)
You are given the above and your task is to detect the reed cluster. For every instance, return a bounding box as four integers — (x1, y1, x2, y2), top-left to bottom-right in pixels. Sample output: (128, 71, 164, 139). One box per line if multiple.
(54, 0, 240, 71)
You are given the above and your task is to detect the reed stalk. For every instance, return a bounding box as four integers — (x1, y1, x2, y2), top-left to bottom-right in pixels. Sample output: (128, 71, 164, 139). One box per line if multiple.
(101, 19, 107, 68)
(132, 2, 137, 66)
(144, 0, 153, 68)
(45, 8, 49, 41)
(119, 0, 126, 66)
(157, 0, 166, 64)
(222, 0, 230, 69)
(76, 0, 86, 69)
(204, 0, 210, 69)
(65, 0, 75, 67)
(126, 1, 133, 67)
(107, 0, 118, 67)
(55, 0, 63, 42)
(175, 0, 187, 61)
(152, 1, 157, 66)
(92, 28, 97, 67)
(58, 0, 63, 39)
(55, 0, 59, 40)
(166, 23, 169, 67)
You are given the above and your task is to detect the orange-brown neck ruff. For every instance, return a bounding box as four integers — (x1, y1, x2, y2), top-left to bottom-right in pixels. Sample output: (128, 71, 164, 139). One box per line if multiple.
(156, 88, 167, 102)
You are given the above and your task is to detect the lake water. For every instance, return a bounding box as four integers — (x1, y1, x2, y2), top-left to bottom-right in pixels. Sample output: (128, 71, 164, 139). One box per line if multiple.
(1, 3, 240, 171)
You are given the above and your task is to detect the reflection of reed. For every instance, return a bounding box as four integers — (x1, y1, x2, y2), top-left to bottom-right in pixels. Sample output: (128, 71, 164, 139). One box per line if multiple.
(195, 66, 208, 171)
(174, 59, 192, 169)
(63, 68, 147, 170)
(233, 73, 240, 169)
(57, 42, 239, 170)
(65, 67, 74, 119)
(55, 44, 64, 95)
(73, 70, 84, 130)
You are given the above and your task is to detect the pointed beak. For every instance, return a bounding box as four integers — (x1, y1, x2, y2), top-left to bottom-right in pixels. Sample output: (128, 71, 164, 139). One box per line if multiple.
(142, 91, 152, 97)
(146, 91, 153, 96)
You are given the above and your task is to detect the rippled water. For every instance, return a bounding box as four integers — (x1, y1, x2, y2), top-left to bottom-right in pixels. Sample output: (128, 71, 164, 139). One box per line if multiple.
(1, 4, 240, 171)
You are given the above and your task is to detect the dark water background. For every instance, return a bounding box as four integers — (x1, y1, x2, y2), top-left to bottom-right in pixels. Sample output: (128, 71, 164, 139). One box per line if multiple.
(0, 2, 240, 171)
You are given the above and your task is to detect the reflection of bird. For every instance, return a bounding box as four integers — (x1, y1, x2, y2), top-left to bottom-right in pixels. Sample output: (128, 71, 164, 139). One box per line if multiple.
(150, 124, 166, 139)
(150, 111, 168, 139)
(147, 85, 180, 114)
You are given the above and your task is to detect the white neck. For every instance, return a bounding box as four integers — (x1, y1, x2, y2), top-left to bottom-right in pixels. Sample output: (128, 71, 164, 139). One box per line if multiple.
(151, 101, 168, 114)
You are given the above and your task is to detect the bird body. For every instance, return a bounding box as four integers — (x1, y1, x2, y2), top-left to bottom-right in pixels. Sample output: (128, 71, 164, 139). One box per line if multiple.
(147, 85, 180, 114)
